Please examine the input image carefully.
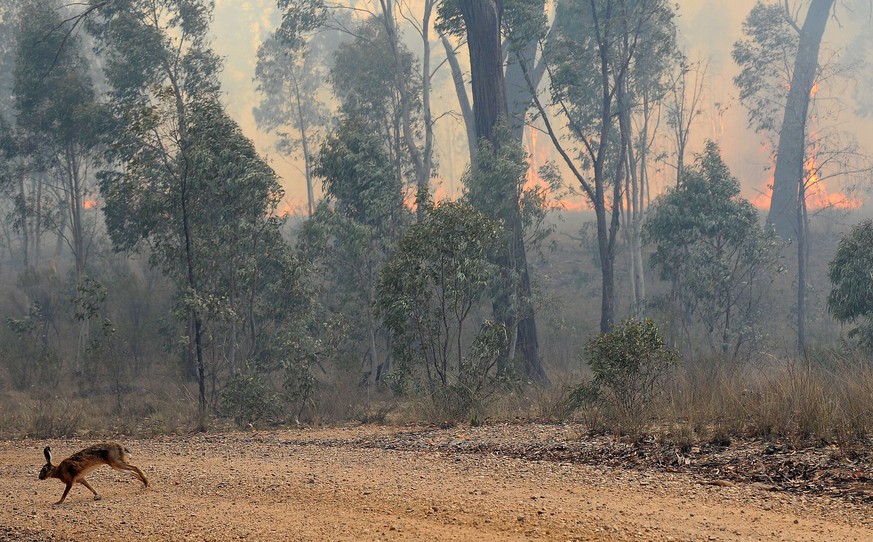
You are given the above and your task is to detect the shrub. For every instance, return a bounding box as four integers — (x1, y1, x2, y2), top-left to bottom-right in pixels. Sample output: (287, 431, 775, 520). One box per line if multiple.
(219, 373, 282, 428)
(828, 219, 873, 348)
(378, 201, 505, 419)
(582, 318, 679, 430)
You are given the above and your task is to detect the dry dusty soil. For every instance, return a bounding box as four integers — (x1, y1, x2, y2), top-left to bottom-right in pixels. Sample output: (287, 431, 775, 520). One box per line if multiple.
(1, 424, 872, 541)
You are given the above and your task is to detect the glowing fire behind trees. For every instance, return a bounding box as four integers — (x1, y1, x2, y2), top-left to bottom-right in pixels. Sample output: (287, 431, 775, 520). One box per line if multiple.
(750, 80, 862, 213)
(751, 134, 863, 213)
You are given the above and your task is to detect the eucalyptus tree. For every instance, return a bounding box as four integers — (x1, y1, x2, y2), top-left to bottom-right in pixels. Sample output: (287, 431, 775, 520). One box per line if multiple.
(0, 4, 14, 177)
(376, 0, 436, 214)
(461, 121, 552, 383)
(733, 0, 834, 239)
(13, 0, 108, 372)
(645, 142, 778, 359)
(828, 220, 873, 349)
(86, 0, 221, 413)
(273, 0, 436, 215)
(531, 0, 678, 332)
(378, 201, 504, 416)
(305, 113, 410, 383)
(89, 0, 303, 415)
(255, 0, 336, 218)
(0, 116, 14, 262)
(13, 0, 104, 283)
(330, 16, 423, 192)
(254, 34, 329, 219)
(665, 56, 707, 188)
(0, 3, 15, 121)
(436, 0, 552, 149)
(732, 0, 869, 353)
(615, 3, 678, 315)
(434, 0, 549, 384)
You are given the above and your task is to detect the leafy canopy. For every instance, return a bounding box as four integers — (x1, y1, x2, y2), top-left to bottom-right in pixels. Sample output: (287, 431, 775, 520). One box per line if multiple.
(645, 141, 777, 356)
(378, 201, 504, 399)
(828, 220, 873, 347)
(732, 1, 799, 135)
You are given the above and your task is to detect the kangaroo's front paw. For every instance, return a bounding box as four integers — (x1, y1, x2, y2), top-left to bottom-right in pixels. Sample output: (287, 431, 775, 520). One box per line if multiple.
(93, 494, 102, 501)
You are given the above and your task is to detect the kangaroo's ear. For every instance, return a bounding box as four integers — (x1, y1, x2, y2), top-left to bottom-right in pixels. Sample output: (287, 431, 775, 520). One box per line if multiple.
(43, 446, 52, 463)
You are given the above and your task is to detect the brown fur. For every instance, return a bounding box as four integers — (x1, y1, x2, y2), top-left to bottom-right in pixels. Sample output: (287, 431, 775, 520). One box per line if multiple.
(38, 442, 149, 504)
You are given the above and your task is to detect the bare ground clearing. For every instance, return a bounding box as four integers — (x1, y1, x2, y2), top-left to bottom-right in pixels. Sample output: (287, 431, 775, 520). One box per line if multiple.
(1, 424, 871, 541)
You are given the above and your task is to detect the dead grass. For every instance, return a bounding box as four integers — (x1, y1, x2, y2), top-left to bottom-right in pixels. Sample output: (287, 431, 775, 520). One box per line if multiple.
(0, 385, 200, 439)
(658, 352, 873, 446)
(2, 346, 871, 450)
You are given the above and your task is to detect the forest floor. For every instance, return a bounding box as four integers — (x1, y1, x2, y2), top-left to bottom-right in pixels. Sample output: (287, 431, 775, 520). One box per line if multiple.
(1, 423, 872, 541)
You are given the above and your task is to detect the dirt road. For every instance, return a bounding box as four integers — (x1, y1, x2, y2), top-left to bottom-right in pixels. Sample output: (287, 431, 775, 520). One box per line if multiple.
(1, 425, 871, 541)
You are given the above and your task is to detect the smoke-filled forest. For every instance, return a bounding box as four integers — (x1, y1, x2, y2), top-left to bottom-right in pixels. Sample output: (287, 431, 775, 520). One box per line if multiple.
(1, 0, 873, 445)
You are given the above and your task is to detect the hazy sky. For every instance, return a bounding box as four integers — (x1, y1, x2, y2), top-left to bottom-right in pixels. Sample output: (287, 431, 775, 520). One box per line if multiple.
(211, 0, 870, 214)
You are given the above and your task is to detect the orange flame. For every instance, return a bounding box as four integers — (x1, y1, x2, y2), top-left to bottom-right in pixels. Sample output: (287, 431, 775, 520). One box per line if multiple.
(803, 126, 862, 210)
(277, 197, 310, 217)
(752, 124, 863, 211)
(523, 127, 592, 212)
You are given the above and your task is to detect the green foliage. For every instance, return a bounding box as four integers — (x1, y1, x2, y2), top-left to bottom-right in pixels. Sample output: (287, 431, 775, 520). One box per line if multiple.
(219, 372, 282, 428)
(463, 123, 529, 220)
(276, 0, 328, 50)
(0, 114, 13, 189)
(828, 220, 873, 347)
(465, 124, 560, 252)
(11, 0, 105, 279)
(329, 16, 421, 172)
(583, 317, 678, 424)
(378, 201, 506, 412)
(436, 0, 549, 49)
(306, 113, 409, 384)
(645, 141, 778, 358)
(102, 100, 292, 303)
(72, 277, 107, 323)
(314, 115, 405, 229)
(732, 1, 798, 136)
(463, 123, 558, 380)
(266, 307, 330, 422)
(71, 277, 120, 381)
(91, 1, 309, 412)
(5, 303, 60, 390)
(13, 1, 104, 146)
(87, 0, 220, 103)
(547, 0, 677, 152)
(0, 3, 15, 120)
(254, 21, 335, 156)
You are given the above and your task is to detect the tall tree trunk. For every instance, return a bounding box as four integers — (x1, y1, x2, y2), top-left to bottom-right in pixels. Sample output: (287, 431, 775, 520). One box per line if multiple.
(379, 0, 432, 218)
(459, 0, 507, 143)
(460, 0, 546, 384)
(292, 76, 314, 218)
(504, 13, 552, 383)
(797, 176, 808, 355)
(619, 88, 645, 314)
(17, 172, 29, 269)
(767, 0, 833, 237)
(419, 0, 436, 211)
(33, 173, 43, 267)
(596, 129, 625, 333)
(504, 35, 538, 141)
(441, 33, 477, 162)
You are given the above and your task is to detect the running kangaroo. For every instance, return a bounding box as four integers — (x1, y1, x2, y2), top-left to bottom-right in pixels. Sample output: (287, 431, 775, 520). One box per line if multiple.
(38, 442, 149, 504)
